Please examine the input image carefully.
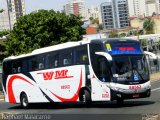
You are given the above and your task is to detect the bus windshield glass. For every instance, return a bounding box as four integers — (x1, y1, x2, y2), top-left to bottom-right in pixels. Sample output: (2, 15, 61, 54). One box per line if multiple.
(105, 41, 149, 83)
(113, 55, 149, 82)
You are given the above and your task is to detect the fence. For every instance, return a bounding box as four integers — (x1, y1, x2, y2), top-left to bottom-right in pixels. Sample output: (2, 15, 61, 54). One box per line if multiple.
(147, 57, 160, 74)
(0, 73, 2, 91)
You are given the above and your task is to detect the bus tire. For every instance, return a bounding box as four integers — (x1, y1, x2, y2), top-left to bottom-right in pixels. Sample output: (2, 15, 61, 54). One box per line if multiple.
(20, 93, 29, 109)
(80, 89, 91, 103)
(117, 98, 124, 105)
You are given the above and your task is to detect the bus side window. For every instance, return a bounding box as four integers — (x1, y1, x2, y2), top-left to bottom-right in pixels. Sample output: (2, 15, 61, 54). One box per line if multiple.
(60, 49, 72, 67)
(3, 62, 12, 75)
(32, 56, 45, 70)
(12, 60, 22, 74)
(75, 45, 89, 65)
(21, 60, 28, 73)
(46, 53, 59, 69)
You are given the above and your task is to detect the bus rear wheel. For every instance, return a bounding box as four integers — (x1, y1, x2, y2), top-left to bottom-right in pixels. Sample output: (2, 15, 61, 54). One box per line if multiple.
(20, 93, 29, 109)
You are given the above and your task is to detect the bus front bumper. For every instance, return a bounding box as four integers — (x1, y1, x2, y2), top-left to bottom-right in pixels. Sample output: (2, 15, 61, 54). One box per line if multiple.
(110, 89, 151, 100)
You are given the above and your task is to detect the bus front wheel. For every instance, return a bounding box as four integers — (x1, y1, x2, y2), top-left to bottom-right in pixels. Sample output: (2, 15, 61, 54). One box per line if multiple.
(117, 98, 124, 105)
(79, 89, 91, 103)
(20, 93, 29, 109)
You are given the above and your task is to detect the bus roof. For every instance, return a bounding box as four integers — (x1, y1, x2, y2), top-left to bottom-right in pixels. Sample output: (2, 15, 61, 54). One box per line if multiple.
(3, 38, 139, 61)
(3, 40, 90, 61)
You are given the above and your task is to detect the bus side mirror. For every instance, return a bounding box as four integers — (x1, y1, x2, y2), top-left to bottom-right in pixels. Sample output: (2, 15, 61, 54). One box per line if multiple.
(144, 51, 158, 65)
(95, 52, 113, 65)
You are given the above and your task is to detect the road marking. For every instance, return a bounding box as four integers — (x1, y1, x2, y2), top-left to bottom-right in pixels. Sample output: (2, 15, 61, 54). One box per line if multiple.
(151, 87, 160, 92)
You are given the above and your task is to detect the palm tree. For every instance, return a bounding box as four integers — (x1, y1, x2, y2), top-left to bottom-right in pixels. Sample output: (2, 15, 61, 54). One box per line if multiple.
(143, 18, 155, 34)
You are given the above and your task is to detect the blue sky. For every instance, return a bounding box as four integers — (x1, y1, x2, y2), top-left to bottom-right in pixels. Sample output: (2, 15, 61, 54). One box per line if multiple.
(0, 0, 106, 14)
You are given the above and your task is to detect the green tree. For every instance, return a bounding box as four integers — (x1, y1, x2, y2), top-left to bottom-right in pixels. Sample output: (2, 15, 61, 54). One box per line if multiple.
(119, 33, 126, 38)
(108, 30, 118, 38)
(140, 39, 147, 47)
(0, 9, 4, 13)
(90, 18, 99, 24)
(0, 30, 9, 37)
(143, 18, 155, 34)
(6, 10, 85, 56)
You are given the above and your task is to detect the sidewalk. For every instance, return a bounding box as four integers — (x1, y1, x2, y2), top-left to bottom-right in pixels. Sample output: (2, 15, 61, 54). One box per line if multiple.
(0, 91, 4, 101)
(150, 72, 160, 81)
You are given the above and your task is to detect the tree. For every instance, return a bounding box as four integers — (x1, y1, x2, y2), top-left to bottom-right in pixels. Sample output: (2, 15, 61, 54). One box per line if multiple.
(90, 18, 99, 24)
(143, 18, 155, 34)
(119, 33, 126, 38)
(0, 9, 4, 13)
(108, 30, 118, 38)
(5, 10, 85, 56)
(0, 30, 9, 37)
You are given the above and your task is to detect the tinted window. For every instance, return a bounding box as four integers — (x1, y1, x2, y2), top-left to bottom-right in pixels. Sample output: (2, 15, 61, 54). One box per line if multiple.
(12, 60, 22, 73)
(21, 59, 28, 73)
(90, 43, 111, 82)
(60, 49, 72, 67)
(46, 53, 59, 69)
(75, 45, 89, 65)
(32, 56, 45, 70)
(3, 61, 12, 75)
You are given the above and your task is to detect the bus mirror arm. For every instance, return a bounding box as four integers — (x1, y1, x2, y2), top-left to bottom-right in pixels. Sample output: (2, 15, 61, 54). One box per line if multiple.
(144, 51, 158, 65)
(95, 52, 112, 62)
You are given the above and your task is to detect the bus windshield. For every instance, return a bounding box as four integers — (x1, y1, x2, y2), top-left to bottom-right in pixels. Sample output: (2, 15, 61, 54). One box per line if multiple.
(113, 55, 149, 83)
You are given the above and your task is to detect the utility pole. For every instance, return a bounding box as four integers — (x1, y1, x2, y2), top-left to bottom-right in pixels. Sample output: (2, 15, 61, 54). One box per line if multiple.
(6, 0, 12, 31)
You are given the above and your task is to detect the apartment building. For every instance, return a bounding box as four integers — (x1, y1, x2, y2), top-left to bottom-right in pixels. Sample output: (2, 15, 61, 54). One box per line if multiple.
(128, 0, 157, 17)
(8, 0, 25, 23)
(101, 0, 129, 29)
(63, 0, 86, 18)
(0, 0, 25, 31)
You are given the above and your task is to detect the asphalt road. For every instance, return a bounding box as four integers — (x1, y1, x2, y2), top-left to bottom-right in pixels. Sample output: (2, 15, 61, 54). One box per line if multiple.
(0, 80, 160, 114)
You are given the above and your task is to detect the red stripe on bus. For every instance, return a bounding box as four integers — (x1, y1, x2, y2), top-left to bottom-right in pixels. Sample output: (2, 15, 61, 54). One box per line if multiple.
(7, 75, 33, 103)
(50, 69, 82, 102)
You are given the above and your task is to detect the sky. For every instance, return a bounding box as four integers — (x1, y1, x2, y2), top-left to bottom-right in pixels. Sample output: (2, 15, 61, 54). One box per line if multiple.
(0, 0, 106, 14)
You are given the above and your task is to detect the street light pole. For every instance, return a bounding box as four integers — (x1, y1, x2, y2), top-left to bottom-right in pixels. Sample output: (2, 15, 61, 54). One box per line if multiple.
(6, 0, 12, 31)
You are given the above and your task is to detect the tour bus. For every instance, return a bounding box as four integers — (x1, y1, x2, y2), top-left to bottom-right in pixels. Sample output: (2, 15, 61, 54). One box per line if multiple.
(2, 39, 156, 108)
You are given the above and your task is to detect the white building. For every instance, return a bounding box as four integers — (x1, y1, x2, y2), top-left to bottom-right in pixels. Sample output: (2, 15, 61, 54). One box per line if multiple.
(0, 10, 14, 31)
(8, 0, 26, 23)
(128, 0, 146, 17)
(145, 0, 157, 16)
(63, 0, 86, 19)
(128, 0, 157, 17)
(87, 6, 99, 19)
(100, 0, 129, 29)
(0, 0, 25, 31)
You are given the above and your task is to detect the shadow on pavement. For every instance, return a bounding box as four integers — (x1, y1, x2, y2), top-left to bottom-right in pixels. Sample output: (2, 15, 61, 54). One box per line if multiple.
(8, 100, 155, 110)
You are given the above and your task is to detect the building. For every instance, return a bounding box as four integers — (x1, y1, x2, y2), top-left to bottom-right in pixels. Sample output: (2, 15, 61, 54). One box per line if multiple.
(0, 0, 25, 31)
(100, 0, 129, 29)
(128, 0, 157, 17)
(145, 0, 157, 16)
(130, 16, 160, 34)
(128, 0, 146, 17)
(8, 0, 26, 23)
(0, 10, 14, 31)
(87, 6, 99, 19)
(63, 0, 86, 18)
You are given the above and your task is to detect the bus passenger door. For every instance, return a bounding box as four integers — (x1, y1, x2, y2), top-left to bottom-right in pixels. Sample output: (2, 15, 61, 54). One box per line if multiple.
(90, 56, 111, 101)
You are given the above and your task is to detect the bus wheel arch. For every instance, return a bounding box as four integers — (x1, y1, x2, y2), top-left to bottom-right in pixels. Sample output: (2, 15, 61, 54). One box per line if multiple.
(20, 92, 29, 109)
(79, 87, 91, 102)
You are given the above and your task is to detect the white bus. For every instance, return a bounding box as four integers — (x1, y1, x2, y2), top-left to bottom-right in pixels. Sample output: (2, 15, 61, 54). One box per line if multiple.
(2, 39, 154, 108)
